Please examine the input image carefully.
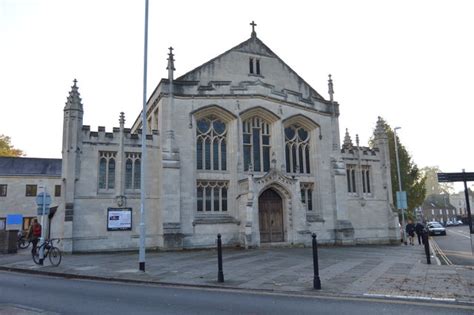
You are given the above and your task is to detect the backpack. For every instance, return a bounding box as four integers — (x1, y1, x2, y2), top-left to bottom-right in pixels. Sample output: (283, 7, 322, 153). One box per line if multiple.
(33, 224, 41, 237)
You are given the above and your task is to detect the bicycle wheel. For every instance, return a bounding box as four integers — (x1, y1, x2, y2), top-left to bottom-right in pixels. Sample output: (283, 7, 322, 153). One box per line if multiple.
(32, 247, 41, 265)
(18, 238, 30, 249)
(48, 247, 62, 266)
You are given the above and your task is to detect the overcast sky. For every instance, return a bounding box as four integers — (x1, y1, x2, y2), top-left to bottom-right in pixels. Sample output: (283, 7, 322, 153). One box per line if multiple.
(1, 0, 473, 190)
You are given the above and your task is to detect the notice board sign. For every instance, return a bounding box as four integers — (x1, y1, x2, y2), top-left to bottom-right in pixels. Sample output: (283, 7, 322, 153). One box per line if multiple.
(107, 208, 132, 231)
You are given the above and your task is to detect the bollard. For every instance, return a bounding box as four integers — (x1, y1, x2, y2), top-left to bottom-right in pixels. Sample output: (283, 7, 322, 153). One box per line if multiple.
(423, 230, 431, 265)
(312, 233, 321, 290)
(217, 234, 224, 283)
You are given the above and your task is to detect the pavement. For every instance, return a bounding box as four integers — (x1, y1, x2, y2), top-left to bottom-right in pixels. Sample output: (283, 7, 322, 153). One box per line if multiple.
(1, 242, 473, 306)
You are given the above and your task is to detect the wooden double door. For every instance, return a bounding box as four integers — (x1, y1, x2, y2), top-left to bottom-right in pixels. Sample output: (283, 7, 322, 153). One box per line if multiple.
(258, 189, 284, 243)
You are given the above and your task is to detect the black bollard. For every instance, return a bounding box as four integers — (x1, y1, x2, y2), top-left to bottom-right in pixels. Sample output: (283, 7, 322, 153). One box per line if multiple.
(217, 234, 224, 283)
(423, 230, 431, 265)
(312, 233, 321, 290)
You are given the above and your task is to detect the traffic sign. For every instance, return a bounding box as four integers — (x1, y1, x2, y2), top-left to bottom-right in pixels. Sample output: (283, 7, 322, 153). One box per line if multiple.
(437, 172, 474, 183)
(35, 192, 51, 208)
(37, 206, 50, 216)
(396, 191, 407, 210)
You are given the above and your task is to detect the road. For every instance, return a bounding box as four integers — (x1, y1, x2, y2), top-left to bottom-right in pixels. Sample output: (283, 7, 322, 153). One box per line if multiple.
(431, 225, 474, 266)
(0, 271, 472, 315)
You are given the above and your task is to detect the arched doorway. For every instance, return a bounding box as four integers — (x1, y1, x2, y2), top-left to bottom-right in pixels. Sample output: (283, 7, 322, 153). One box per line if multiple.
(258, 188, 284, 243)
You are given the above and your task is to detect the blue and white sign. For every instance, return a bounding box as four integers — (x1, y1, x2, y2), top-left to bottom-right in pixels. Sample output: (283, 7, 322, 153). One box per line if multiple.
(36, 192, 52, 215)
(396, 191, 407, 210)
(36, 192, 52, 208)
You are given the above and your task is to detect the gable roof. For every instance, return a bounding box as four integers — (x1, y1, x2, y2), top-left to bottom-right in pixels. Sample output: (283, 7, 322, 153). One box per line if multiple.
(0, 157, 62, 177)
(177, 35, 325, 100)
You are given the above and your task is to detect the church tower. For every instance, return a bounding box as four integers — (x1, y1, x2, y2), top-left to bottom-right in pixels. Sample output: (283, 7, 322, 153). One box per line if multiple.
(61, 79, 83, 252)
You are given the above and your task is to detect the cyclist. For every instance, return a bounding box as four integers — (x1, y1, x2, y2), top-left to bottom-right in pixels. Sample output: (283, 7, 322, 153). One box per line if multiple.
(26, 219, 42, 254)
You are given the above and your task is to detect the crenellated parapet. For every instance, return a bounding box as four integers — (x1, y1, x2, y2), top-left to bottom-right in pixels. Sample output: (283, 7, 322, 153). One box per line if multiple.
(81, 125, 159, 147)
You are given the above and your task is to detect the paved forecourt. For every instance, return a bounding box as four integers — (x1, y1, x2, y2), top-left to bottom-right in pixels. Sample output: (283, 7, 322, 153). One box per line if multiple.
(0, 243, 473, 305)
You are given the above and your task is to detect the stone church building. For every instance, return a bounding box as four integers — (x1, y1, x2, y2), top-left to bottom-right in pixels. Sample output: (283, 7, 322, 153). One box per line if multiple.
(60, 26, 399, 252)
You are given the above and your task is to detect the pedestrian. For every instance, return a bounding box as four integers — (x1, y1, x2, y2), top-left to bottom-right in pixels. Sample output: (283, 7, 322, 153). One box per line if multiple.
(26, 219, 42, 254)
(415, 221, 425, 245)
(405, 220, 415, 246)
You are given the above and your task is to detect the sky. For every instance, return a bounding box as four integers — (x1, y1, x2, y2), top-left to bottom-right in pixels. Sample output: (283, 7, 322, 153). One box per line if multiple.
(1, 0, 473, 190)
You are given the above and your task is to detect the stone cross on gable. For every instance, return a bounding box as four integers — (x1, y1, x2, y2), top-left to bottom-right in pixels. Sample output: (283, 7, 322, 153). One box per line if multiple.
(250, 21, 257, 37)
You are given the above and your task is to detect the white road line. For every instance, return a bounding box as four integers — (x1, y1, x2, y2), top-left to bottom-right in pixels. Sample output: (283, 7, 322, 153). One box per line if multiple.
(363, 293, 456, 302)
(448, 229, 472, 239)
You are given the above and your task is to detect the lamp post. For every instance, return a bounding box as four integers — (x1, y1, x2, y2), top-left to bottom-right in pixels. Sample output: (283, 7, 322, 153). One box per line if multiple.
(394, 127, 407, 245)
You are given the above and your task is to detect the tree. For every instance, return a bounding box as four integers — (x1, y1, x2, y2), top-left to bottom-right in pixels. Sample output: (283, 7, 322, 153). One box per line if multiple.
(372, 119, 426, 220)
(421, 166, 454, 195)
(0, 134, 24, 157)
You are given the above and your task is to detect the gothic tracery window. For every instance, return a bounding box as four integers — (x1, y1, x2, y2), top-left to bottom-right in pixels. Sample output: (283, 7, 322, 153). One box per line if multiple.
(361, 166, 371, 194)
(285, 124, 310, 174)
(125, 152, 141, 190)
(243, 117, 271, 172)
(346, 164, 357, 194)
(196, 116, 227, 171)
(300, 182, 314, 211)
(98, 151, 116, 190)
(196, 181, 228, 212)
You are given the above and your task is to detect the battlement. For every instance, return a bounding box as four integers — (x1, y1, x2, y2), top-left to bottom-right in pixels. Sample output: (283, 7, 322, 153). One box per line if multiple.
(81, 125, 158, 145)
(341, 146, 379, 157)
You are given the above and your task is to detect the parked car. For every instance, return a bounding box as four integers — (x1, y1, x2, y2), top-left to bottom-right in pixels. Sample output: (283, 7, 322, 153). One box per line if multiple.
(427, 222, 447, 236)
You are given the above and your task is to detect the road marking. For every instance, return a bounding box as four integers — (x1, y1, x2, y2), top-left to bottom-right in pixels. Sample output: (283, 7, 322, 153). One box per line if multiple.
(363, 293, 456, 302)
(448, 229, 472, 239)
(430, 238, 453, 265)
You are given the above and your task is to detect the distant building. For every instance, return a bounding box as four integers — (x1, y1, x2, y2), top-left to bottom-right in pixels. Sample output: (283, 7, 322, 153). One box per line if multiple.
(421, 194, 457, 223)
(0, 157, 62, 232)
(449, 191, 473, 219)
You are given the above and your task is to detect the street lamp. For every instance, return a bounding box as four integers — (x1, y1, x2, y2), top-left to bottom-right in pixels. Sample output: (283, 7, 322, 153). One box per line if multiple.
(394, 127, 407, 245)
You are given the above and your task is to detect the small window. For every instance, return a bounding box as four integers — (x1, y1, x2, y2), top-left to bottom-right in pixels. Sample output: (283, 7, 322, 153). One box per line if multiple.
(0, 218, 5, 230)
(0, 184, 6, 197)
(26, 185, 37, 197)
(54, 185, 61, 197)
(249, 57, 254, 74)
(256, 59, 260, 75)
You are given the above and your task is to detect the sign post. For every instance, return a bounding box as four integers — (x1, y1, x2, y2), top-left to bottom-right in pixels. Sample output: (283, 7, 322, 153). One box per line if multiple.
(36, 187, 51, 265)
(437, 170, 474, 255)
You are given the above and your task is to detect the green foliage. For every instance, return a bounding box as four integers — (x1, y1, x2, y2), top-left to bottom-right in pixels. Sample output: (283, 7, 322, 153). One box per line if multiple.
(0, 134, 24, 157)
(379, 119, 426, 219)
(421, 166, 454, 195)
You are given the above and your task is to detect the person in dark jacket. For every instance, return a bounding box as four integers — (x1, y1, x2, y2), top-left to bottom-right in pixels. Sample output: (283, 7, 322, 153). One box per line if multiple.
(415, 222, 425, 245)
(405, 220, 415, 245)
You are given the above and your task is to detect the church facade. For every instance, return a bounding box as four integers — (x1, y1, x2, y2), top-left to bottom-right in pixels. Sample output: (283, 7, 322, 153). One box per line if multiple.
(60, 28, 399, 252)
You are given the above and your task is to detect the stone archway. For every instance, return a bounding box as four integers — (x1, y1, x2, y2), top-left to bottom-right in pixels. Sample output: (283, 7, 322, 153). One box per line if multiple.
(258, 188, 284, 243)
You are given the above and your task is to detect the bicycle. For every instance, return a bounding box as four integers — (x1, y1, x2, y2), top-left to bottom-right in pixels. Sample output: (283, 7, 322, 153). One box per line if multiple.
(17, 232, 31, 249)
(32, 239, 62, 266)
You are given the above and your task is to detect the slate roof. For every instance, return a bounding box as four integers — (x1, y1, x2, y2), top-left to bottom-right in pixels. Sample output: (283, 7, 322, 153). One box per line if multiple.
(421, 194, 455, 210)
(0, 157, 62, 176)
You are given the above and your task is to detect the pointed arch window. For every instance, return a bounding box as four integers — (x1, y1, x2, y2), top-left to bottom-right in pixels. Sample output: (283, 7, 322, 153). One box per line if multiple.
(196, 181, 228, 212)
(196, 116, 227, 171)
(125, 152, 141, 190)
(243, 117, 271, 172)
(285, 124, 310, 174)
(346, 164, 357, 194)
(98, 151, 116, 191)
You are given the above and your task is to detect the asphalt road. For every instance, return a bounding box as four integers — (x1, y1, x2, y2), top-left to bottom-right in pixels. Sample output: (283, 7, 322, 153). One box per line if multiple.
(0, 271, 473, 315)
(431, 225, 474, 266)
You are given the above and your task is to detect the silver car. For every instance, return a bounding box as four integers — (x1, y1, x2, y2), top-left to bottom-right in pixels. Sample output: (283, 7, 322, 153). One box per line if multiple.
(427, 222, 447, 236)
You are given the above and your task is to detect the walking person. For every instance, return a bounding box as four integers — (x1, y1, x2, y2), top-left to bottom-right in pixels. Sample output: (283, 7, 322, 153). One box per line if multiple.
(415, 221, 425, 245)
(26, 219, 42, 254)
(406, 220, 415, 246)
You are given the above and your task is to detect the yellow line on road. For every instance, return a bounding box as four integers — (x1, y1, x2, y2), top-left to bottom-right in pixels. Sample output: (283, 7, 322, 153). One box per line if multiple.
(430, 238, 453, 265)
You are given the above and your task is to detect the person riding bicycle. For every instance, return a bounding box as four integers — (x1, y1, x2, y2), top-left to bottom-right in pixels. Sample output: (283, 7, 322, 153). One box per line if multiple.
(26, 219, 42, 254)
